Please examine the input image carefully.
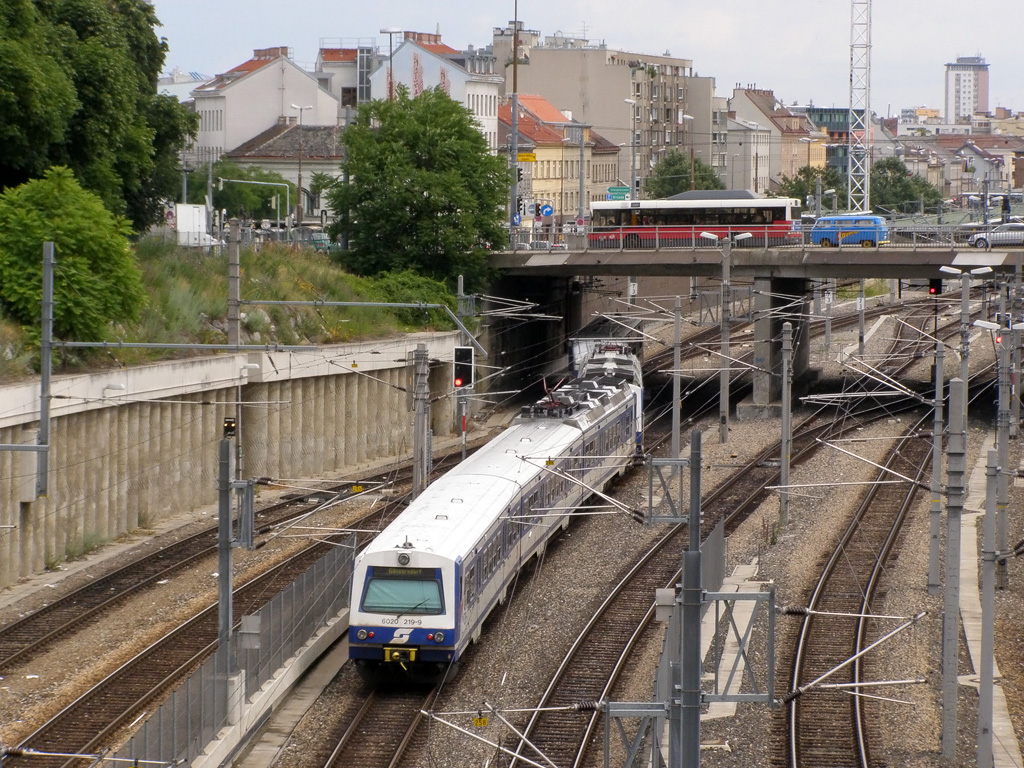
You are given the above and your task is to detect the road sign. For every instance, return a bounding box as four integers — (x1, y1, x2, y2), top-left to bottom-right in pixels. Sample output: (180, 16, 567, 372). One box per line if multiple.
(517, 152, 537, 162)
(608, 186, 630, 194)
(512, 213, 521, 226)
(608, 193, 627, 201)
(540, 204, 553, 217)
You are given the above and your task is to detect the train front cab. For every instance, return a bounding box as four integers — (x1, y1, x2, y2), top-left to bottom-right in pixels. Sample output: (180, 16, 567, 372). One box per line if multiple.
(349, 554, 459, 680)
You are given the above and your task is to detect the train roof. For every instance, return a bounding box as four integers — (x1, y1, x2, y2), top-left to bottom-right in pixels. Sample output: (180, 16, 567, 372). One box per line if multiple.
(365, 417, 581, 559)
(363, 347, 642, 563)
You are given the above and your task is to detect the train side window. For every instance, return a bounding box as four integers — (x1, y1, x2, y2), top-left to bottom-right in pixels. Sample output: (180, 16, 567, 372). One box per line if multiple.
(465, 564, 477, 605)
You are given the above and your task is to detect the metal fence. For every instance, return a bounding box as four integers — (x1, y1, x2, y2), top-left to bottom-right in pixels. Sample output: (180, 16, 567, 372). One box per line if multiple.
(109, 536, 356, 767)
(509, 222, 1018, 251)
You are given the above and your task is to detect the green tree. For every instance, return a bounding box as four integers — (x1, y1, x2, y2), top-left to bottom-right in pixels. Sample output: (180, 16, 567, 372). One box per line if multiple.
(869, 156, 943, 214)
(0, 0, 197, 231)
(644, 150, 724, 198)
(188, 160, 295, 222)
(0, 167, 144, 340)
(777, 165, 847, 211)
(326, 86, 509, 290)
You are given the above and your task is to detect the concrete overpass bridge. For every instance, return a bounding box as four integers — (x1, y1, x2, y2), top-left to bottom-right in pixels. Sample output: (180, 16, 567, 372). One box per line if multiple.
(489, 245, 1021, 417)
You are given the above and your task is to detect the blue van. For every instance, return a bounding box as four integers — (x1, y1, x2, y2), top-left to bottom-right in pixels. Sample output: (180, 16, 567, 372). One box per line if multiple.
(810, 214, 889, 247)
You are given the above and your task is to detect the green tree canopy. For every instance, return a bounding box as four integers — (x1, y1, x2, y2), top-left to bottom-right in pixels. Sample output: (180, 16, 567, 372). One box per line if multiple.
(644, 150, 724, 198)
(326, 86, 509, 291)
(0, 167, 144, 340)
(776, 165, 847, 212)
(869, 156, 943, 214)
(0, 0, 197, 231)
(187, 160, 295, 222)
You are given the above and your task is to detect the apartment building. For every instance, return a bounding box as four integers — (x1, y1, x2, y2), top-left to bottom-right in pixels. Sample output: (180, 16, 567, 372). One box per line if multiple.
(489, 21, 715, 199)
(944, 56, 989, 124)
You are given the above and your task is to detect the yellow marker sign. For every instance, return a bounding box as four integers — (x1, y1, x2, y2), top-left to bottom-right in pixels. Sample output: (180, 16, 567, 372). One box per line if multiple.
(517, 152, 537, 162)
(473, 716, 489, 727)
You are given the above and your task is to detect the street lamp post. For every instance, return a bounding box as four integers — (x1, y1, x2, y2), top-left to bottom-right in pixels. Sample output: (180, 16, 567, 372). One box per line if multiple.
(624, 98, 637, 200)
(379, 28, 401, 101)
(290, 104, 312, 226)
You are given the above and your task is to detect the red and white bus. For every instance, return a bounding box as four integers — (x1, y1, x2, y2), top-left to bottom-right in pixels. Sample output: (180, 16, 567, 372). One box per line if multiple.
(588, 190, 803, 249)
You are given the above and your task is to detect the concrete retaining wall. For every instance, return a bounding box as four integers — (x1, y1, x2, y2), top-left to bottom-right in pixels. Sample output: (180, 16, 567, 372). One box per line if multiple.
(0, 333, 459, 591)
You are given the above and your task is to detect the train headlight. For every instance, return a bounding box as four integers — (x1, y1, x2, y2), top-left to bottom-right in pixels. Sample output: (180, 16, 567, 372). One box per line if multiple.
(433, 631, 445, 643)
(397, 552, 411, 565)
(356, 629, 368, 640)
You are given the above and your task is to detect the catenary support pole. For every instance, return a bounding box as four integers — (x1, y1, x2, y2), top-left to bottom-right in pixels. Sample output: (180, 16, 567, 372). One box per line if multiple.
(412, 343, 429, 498)
(673, 296, 682, 497)
(858, 279, 866, 357)
(780, 321, 792, 527)
(928, 341, 944, 595)
(941, 377, 966, 762)
(1012, 255, 1022, 434)
(996, 290, 1009, 589)
(218, 438, 234, 652)
(228, 219, 240, 346)
(678, 430, 703, 768)
(978, 449, 997, 767)
(37, 242, 54, 497)
(720, 240, 731, 443)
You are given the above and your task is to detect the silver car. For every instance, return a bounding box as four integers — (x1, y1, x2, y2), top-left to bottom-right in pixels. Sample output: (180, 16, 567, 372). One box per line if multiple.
(967, 223, 1024, 248)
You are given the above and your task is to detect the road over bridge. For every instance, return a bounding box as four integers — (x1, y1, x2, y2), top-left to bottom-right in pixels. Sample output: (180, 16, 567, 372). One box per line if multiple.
(491, 245, 1019, 280)
(489, 245, 1022, 418)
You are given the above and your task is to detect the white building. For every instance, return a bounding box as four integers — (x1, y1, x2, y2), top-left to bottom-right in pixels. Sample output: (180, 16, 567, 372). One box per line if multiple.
(190, 47, 338, 163)
(368, 32, 504, 152)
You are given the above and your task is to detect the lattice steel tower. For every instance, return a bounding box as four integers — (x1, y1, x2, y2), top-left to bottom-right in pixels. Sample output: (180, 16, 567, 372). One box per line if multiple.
(847, 0, 871, 212)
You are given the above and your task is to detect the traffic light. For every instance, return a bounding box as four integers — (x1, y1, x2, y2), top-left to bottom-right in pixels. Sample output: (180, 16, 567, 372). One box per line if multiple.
(517, 196, 525, 215)
(928, 278, 942, 295)
(517, 167, 524, 182)
(453, 346, 474, 389)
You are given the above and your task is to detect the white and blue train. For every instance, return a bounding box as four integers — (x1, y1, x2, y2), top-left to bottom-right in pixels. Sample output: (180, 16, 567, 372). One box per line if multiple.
(348, 344, 643, 680)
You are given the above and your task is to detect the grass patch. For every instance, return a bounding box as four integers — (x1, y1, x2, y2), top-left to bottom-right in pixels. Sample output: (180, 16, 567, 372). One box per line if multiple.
(1, 239, 464, 378)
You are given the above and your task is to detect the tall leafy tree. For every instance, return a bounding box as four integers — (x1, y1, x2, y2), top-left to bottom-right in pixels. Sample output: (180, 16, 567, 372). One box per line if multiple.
(187, 160, 294, 222)
(0, 167, 144, 340)
(644, 149, 724, 198)
(0, 0, 196, 231)
(777, 165, 847, 212)
(869, 156, 943, 214)
(327, 86, 509, 290)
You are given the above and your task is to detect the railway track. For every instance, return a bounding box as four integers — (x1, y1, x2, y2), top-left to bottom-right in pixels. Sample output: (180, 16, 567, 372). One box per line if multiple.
(780, 416, 933, 767)
(3, 533, 367, 768)
(323, 686, 438, 768)
(2, 296, 987, 767)
(779, 369, 998, 768)
(0, 436, 500, 674)
(496, 303, 975, 768)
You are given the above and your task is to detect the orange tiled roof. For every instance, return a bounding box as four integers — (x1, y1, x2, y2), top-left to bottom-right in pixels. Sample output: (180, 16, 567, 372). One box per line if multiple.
(420, 42, 460, 55)
(518, 94, 571, 124)
(498, 103, 565, 144)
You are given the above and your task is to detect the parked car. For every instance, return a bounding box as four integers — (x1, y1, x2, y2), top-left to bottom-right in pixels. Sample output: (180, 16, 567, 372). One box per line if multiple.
(810, 215, 889, 247)
(967, 223, 1024, 248)
(309, 232, 342, 254)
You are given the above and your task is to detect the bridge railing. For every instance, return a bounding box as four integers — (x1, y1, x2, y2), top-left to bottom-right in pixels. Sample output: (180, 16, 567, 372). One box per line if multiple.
(539, 223, 1001, 250)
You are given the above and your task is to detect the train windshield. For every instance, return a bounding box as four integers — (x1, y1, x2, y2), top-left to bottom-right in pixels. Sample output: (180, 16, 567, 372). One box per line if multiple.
(361, 567, 444, 615)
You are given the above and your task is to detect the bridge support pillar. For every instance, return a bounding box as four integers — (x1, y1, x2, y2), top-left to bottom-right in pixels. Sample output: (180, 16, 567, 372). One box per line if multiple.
(737, 277, 815, 421)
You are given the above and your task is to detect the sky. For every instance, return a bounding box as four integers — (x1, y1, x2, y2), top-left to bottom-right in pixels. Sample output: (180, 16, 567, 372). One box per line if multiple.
(150, 0, 1022, 117)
